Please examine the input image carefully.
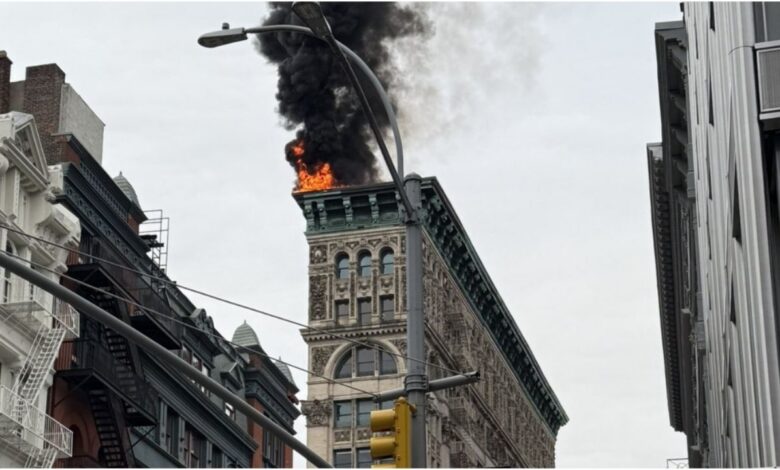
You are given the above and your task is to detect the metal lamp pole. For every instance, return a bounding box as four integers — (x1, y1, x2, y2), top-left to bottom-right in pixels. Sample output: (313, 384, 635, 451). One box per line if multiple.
(199, 8, 427, 466)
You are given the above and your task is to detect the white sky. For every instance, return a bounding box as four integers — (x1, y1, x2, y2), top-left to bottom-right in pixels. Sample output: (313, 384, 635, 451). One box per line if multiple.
(1, 1, 686, 467)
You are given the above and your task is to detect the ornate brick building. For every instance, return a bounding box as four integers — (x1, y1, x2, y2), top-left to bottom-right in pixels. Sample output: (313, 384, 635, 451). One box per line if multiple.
(296, 179, 567, 467)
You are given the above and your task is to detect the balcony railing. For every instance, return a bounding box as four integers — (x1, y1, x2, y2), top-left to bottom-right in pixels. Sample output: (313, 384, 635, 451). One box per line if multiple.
(76, 237, 181, 346)
(55, 340, 157, 424)
(0, 278, 55, 339)
(52, 299, 79, 339)
(0, 386, 72, 459)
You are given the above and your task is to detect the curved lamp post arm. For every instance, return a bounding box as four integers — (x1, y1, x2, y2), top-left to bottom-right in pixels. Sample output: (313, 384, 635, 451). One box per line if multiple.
(199, 24, 406, 196)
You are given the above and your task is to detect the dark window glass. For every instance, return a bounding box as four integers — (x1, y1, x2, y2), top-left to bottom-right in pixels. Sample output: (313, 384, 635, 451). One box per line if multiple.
(358, 252, 372, 277)
(167, 409, 180, 457)
(380, 351, 397, 375)
(357, 448, 372, 468)
(335, 401, 352, 428)
(356, 347, 374, 377)
(211, 447, 223, 468)
(183, 425, 203, 468)
(335, 352, 352, 379)
(378, 400, 394, 410)
(380, 249, 394, 275)
(356, 400, 373, 427)
(336, 254, 349, 279)
(380, 296, 394, 321)
(334, 450, 352, 468)
(358, 299, 372, 326)
(336, 300, 349, 322)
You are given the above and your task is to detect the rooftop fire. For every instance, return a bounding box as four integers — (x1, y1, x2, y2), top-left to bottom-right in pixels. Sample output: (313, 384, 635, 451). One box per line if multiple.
(289, 140, 341, 193)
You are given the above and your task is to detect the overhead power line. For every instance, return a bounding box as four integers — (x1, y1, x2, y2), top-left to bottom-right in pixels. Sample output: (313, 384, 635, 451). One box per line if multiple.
(6, 251, 380, 400)
(0, 223, 463, 376)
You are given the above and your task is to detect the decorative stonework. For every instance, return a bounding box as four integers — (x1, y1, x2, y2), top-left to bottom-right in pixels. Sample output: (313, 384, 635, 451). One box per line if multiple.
(309, 275, 327, 321)
(301, 399, 332, 427)
(334, 429, 351, 442)
(310, 244, 327, 264)
(390, 339, 407, 360)
(310, 346, 337, 377)
(297, 188, 563, 467)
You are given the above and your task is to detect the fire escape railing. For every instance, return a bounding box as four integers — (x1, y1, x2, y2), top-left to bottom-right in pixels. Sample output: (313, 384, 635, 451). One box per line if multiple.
(79, 237, 181, 341)
(0, 385, 73, 460)
(55, 340, 157, 420)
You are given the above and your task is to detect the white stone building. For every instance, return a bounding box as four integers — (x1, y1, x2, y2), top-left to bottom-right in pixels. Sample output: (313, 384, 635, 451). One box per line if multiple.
(648, 3, 780, 466)
(0, 111, 80, 467)
(295, 179, 567, 468)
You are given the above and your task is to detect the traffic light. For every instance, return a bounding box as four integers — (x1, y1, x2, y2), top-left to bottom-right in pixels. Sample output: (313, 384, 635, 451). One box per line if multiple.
(369, 397, 413, 468)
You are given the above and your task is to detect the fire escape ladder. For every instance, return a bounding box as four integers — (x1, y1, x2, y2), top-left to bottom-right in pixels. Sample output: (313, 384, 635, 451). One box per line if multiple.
(87, 389, 135, 468)
(103, 328, 144, 418)
(12, 325, 67, 403)
(24, 444, 58, 468)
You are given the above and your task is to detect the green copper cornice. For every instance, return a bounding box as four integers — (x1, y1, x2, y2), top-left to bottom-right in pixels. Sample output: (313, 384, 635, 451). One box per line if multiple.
(293, 177, 568, 435)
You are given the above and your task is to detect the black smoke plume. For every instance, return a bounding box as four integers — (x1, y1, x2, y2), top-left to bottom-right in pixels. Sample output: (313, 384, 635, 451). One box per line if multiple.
(256, 2, 430, 186)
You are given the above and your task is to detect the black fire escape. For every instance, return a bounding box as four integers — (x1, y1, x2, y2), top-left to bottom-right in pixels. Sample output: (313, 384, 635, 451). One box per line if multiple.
(55, 235, 181, 467)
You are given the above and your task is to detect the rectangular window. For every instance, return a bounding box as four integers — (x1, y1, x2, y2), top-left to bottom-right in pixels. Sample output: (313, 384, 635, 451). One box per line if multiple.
(358, 298, 371, 325)
(224, 402, 235, 420)
(334, 450, 352, 468)
(356, 448, 372, 468)
(183, 425, 203, 468)
(211, 446, 223, 468)
(334, 401, 352, 428)
(167, 408, 180, 457)
(378, 400, 394, 410)
(335, 300, 349, 322)
(380, 296, 394, 321)
(356, 348, 374, 377)
(181, 346, 192, 363)
(380, 351, 397, 375)
(356, 399, 373, 427)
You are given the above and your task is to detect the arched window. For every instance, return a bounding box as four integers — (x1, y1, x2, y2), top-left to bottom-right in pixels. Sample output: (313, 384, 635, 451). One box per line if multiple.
(358, 251, 372, 277)
(335, 254, 349, 279)
(333, 345, 397, 379)
(380, 249, 394, 275)
(335, 351, 352, 379)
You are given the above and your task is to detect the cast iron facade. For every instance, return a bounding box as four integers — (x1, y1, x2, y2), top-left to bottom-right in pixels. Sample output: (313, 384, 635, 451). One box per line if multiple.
(295, 179, 567, 467)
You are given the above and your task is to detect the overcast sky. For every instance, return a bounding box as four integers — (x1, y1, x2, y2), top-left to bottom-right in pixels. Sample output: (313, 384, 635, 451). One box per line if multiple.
(1, 1, 685, 467)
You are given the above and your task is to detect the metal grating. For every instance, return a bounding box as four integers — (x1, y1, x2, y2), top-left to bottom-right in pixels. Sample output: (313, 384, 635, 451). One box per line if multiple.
(757, 46, 780, 113)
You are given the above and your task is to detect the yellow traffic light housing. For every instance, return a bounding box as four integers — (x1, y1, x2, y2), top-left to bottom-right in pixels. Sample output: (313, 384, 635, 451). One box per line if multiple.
(369, 397, 413, 468)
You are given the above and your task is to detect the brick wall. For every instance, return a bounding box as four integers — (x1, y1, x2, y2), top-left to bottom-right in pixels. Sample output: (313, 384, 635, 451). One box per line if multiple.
(0, 51, 11, 114)
(22, 63, 65, 164)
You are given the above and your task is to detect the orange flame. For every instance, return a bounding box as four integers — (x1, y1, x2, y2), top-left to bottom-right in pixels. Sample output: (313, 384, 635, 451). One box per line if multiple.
(292, 141, 340, 192)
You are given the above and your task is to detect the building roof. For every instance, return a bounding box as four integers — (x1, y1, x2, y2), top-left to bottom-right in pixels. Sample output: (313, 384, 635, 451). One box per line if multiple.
(274, 360, 296, 387)
(113, 172, 141, 210)
(232, 320, 261, 348)
(650, 20, 689, 432)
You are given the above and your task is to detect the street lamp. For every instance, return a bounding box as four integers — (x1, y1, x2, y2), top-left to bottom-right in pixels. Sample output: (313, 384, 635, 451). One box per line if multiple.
(291, 2, 332, 39)
(199, 11, 431, 468)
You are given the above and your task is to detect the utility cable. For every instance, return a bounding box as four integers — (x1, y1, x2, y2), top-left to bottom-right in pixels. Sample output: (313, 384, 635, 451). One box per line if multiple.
(0, 223, 463, 376)
(6, 251, 380, 399)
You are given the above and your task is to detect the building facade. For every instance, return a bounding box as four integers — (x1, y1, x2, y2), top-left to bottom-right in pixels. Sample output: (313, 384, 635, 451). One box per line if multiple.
(0, 79, 81, 466)
(296, 179, 568, 468)
(648, 3, 780, 467)
(0, 52, 300, 468)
